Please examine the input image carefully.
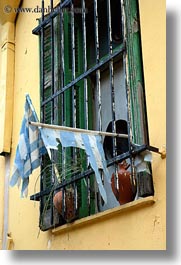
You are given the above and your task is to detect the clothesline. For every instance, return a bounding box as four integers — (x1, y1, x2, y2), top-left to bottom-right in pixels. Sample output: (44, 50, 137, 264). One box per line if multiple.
(29, 121, 129, 139)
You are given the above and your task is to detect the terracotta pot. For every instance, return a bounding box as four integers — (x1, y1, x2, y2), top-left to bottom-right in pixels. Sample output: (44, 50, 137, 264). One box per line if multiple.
(64, 189, 75, 222)
(53, 190, 63, 214)
(111, 161, 136, 205)
(53, 189, 75, 222)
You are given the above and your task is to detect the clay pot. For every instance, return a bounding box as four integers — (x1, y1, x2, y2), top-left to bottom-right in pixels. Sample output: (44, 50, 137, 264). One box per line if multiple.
(53, 189, 75, 222)
(64, 189, 75, 222)
(111, 161, 136, 205)
(53, 190, 63, 214)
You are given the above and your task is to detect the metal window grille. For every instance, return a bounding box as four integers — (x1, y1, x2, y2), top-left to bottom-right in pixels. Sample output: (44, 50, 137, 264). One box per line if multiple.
(30, 0, 155, 231)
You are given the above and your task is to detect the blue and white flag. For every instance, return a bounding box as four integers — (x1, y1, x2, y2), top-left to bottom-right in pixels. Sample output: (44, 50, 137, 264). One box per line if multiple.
(41, 128, 115, 204)
(10, 96, 118, 205)
(10, 95, 46, 197)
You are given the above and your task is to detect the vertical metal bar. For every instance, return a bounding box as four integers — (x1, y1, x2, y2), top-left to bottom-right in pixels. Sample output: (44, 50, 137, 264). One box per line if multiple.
(125, 0, 139, 143)
(107, 0, 118, 188)
(70, 1, 77, 214)
(94, 0, 102, 131)
(107, 0, 115, 131)
(41, 0, 45, 121)
(40, 0, 45, 219)
(60, 6, 66, 186)
(62, 187, 65, 220)
(50, 0, 55, 226)
(120, 0, 135, 186)
(50, 0, 55, 124)
(60, 5, 72, 219)
(73, 181, 77, 214)
(60, 8, 65, 94)
(107, 0, 113, 56)
(42, 0, 45, 21)
(82, 0, 88, 130)
(82, 0, 90, 213)
(107, 0, 116, 135)
(71, 1, 76, 129)
(121, 0, 132, 142)
(94, 0, 103, 209)
(122, 0, 134, 147)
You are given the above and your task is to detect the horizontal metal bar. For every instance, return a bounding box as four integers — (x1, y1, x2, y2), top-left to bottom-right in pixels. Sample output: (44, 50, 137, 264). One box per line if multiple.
(0, 152, 9, 156)
(147, 145, 159, 153)
(41, 43, 125, 107)
(30, 168, 93, 201)
(30, 144, 153, 201)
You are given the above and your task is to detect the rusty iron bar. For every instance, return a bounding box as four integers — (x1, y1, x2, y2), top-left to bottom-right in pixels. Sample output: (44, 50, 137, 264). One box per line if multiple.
(94, 0, 102, 132)
(107, 0, 118, 188)
(82, 0, 90, 213)
(60, 4, 66, 183)
(70, 1, 78, 213)
(82, 0, 88, 130)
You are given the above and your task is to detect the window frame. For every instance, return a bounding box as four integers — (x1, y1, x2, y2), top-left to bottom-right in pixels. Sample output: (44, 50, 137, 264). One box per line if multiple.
(30, 0, 155, 231)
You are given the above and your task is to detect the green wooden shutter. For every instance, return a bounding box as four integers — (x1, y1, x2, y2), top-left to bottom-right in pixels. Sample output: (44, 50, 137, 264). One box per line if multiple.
(124, 0, 154, 197)
(40, 24, 52, 231)
(124, 0, 148, 145)
(40, 18, 62, 231)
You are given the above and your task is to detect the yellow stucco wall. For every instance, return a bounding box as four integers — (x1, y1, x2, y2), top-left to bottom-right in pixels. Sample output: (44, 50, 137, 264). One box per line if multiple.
(139, 0, 166, 241)
(0, 22, 15, 153)
(0, 156, 5, 249)
(0, 0, 166, 250)
(0, 0, 21, 24)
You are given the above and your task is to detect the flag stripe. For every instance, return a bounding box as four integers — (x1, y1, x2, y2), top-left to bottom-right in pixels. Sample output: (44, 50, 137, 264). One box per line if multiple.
(10, 95, 46, 197)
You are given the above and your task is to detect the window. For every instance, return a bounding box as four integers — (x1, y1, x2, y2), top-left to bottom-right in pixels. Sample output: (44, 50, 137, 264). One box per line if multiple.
(31, 0, 154, 231)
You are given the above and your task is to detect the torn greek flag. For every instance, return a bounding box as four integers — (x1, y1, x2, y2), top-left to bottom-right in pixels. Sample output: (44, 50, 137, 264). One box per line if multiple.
(10, 96, 117, 204)
(10, 96, 46, 197)
(40, 128, 112, 204)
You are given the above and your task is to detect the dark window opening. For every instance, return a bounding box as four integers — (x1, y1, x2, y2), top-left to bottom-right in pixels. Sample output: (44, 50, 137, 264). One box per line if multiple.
(103, 120, 129, 160)
(86, 0, 123, 67)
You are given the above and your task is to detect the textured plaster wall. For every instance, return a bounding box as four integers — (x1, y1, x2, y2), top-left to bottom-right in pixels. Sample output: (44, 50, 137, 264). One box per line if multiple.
(0, 157, 5, 249)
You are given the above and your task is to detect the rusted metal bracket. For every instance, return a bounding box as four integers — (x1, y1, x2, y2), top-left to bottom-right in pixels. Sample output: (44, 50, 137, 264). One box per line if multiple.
(146, 145, 166, 159)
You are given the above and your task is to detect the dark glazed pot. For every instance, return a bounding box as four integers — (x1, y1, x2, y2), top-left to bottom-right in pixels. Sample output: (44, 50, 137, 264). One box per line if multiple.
(111, 161, 136, 205)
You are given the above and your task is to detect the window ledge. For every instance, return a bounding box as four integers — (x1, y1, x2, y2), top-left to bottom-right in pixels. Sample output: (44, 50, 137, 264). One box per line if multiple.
(52, 196, 155, 235)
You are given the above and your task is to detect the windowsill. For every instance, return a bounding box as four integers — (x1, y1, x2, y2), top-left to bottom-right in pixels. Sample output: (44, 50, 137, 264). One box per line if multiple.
(52, 196, 155, 235)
